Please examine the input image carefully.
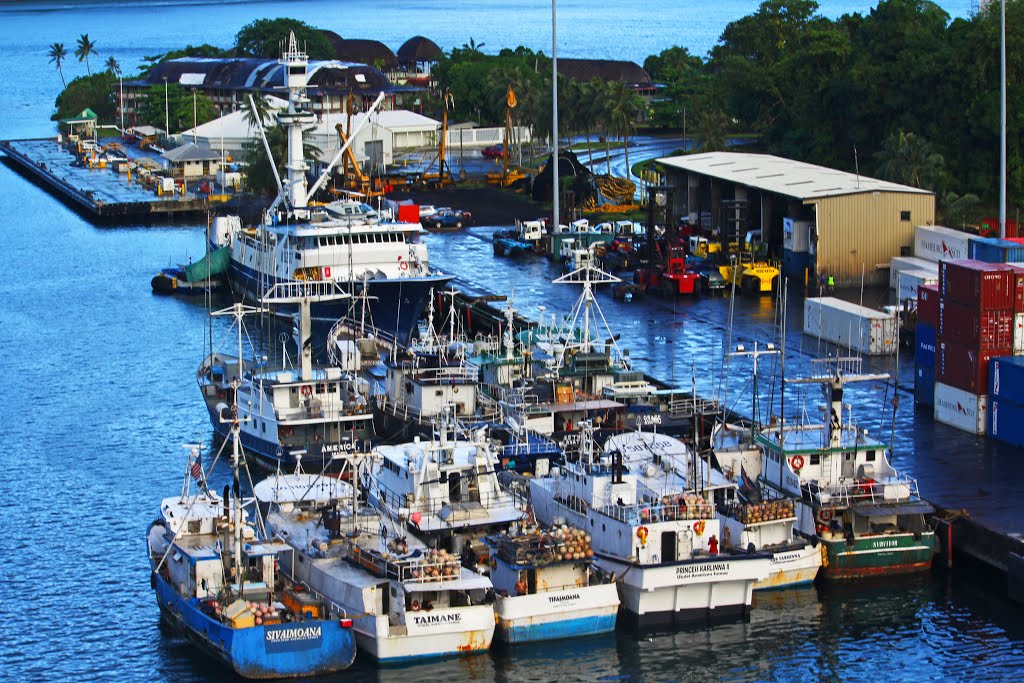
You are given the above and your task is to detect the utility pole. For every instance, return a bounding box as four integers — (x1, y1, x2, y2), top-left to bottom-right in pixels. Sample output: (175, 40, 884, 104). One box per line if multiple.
(163, 77, 169, 139)
(551, 0, 559, 232)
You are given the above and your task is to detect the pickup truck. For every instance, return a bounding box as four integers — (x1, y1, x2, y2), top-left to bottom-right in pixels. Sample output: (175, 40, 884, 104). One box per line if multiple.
(423, 208, 472, 230)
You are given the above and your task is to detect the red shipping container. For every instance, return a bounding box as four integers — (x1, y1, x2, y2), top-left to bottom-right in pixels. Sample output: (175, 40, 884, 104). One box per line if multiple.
(918, 284, 939, 326)
(938, 259, 1014, 309)
(937, 300, 1014, 350)
(397, 204, 420, 223)
(936, 339, 1010, 395)
(1006, 264, 1024, 312)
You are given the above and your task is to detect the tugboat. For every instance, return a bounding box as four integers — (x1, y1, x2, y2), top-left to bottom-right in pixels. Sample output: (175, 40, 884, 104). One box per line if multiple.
(147, 326, 356, 677)
(756, 357, 936, 579)
(197, 283, 374, 472)
(257, 454, 496, 661)
(529, 422, 772, 627)
(211, 33, 452, 347)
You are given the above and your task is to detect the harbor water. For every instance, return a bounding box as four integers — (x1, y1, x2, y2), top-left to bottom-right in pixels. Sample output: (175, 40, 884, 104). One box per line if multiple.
(2, 1, 1022, 682)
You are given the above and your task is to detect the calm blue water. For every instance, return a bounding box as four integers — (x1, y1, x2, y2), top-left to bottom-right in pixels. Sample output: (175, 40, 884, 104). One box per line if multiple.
(2, 1, 1022, 682)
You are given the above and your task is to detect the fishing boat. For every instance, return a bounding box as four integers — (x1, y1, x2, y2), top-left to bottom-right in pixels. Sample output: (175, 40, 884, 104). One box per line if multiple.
(756, 357, 936, 579)
(151, 246, 229, 295)
(147, 326, 356, 677)
(197, 282, 375, 472)
(210, 33, 452, 347)
(483, 526, 619, 643)
(367, 420, 525, 556)
(257, 454, 496, 661)
(529, 422, 772, 627)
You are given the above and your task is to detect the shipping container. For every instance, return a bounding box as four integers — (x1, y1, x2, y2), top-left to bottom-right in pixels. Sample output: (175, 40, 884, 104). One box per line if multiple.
(937, 300, 1014, 350)
(918, 284, 939, 327)
(896, 269, 938, 304)
(396, 203, 420, 223)
(980, 217, 1019, 239)
(988, 356, 1024, 400)
(803, 297, 898, 356)
(933, 382, 988, 435)
(782, 218, 813, 253)
(1016, 313, 1024, 354)
(914, 225, 971, 262)
(915, 364, 935, 407)
(938, 259, 1015, 309)
(989, 398, 1024, 447)
(936, 339, 1008, 394)
(915, 322, 936, 369)
(889, 256, 937, 290)
(782, 248, 811, 279)
(1005, 263, 1024, 311)
(968, 237, 1024, 264)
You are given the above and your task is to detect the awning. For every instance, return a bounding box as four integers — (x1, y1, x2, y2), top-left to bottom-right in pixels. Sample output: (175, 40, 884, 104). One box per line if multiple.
(853, 501, 935, 516)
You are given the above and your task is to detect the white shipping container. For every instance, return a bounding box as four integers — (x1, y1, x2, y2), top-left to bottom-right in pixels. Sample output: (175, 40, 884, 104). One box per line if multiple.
(914, 225, 971, 263)
(803, 297, 898, 356)
(160, 176, 176, 192)
(888, 256, 937, 289)
(783, 218, 813, 253)
(896, 269, 939, 304)
(1014, 312, 1024, 354)
(933, 382, 988, 435)
(217, 170, 242, 189)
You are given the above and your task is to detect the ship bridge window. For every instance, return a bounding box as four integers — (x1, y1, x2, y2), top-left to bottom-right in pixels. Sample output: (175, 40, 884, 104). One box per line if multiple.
(810, 455, 820, 466)
(866, 450, 876, 461)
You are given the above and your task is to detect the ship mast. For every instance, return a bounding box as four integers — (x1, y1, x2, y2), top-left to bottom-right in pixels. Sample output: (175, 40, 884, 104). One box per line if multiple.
(277, 32, 316, 215)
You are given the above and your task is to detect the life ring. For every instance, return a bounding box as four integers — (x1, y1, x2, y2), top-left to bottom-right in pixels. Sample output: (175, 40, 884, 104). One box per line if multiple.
(399, 261, 409, 271)
(790, 455, 805, 472)
(636, 526, 649, 545)
(453, 387, 459, 394)
(301, 385, 312, 397)
(817, 509, 834, 523)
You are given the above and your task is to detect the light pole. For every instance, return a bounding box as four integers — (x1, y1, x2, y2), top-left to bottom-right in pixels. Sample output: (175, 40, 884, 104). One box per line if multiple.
(551, 0, 559, 232)
(999, 0, 1006, 238)
(163, 77, 169, 139)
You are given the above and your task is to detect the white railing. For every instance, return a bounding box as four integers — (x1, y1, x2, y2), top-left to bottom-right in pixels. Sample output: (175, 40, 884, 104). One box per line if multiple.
(805, 472, 922, 507)
(444, 126, 532, 148)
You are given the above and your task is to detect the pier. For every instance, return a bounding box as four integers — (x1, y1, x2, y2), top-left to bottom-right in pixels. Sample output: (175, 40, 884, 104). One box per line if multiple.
(0, 138, 211, 220)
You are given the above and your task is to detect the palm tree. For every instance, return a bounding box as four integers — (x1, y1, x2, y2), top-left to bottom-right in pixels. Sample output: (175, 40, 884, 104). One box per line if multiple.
(105, 56, 120, 76)
(873, 130, 945, 191)
(241, 91, 274, 129)
(48, 42, 67, 87)
(75, 34, 96, 75)
(605, 81, 642, 174)
(694, 105, 728, 153)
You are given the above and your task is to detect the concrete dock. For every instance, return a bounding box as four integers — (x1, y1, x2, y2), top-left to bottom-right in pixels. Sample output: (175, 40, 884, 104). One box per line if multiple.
(0, 138, 210, 220)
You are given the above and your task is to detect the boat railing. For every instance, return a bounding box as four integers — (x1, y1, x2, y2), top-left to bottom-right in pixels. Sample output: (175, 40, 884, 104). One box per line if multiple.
(666, 395, 721, 420)
(348, 544, 462, 583)
(804, 472, 922, 507)
(373, 478, 524, 520)
(595, 499, 715, 525)
(396, 362, 479, 384)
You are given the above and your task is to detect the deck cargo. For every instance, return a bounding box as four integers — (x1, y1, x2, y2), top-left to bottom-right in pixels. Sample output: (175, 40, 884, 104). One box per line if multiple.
(914, 225, 971, 262)
(803, 297, 897, 356)
(938, 260, 1015, 309)
(933, 382, 988, 435)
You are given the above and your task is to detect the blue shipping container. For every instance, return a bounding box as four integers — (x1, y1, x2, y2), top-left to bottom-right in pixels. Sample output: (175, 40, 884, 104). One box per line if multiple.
(989, 397, 1024, 447)
(989, 356, 1024, 400)
(915, 363, 935, 407)
(915, 322, 936, 369)
(968, 237, 1024, 264)
(782, 249, 811, 279)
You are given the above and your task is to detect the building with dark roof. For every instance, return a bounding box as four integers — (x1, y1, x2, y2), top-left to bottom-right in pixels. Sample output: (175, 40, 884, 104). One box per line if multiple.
(119, 57, 417, 130)
(556, 58, 656, 97)
(330, 39, 399, 70)
(397, 36, 443, 86)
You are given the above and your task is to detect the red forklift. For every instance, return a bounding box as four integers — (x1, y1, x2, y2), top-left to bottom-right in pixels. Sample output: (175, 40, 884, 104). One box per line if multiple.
(633, 186, 704, 297)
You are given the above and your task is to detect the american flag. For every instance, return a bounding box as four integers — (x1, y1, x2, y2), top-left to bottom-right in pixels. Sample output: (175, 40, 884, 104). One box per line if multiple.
(190, 452, 205, 483)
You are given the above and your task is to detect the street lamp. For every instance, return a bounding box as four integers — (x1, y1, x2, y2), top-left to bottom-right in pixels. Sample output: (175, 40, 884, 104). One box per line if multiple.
(163, 76, 169, 139)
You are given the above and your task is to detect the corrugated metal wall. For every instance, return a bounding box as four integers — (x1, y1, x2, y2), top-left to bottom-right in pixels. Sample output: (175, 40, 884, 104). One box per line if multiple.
(811, 192, 935, 287)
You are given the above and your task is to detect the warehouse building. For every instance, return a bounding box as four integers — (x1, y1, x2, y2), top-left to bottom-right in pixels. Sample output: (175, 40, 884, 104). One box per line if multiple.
(657, 152, 936, 287)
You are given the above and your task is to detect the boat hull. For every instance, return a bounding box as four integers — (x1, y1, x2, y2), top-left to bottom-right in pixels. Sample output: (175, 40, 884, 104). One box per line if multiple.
(819, 533, 936, 580)
(594, 553, 770, 629)
(493, 584, 619, 643)
(227, 260, 452, 347)
(152, 574, 356, 679)
(754, 544, 822, 590)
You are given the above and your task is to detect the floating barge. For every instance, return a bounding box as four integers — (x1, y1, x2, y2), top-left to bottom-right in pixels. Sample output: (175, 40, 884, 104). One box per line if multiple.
(1, 138, 210, 220)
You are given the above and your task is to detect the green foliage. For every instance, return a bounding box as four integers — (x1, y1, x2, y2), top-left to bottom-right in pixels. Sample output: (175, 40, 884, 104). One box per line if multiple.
(234, 18, 334, 59)
(139, 44, 225, 78)
(53, 71, 115, 122)
(140, 83, 217, 134)
(241, 126, 322, 197)
(75, 33, 97, 75)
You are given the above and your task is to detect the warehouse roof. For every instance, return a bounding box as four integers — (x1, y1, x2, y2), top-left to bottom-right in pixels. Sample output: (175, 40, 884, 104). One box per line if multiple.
(657, 152, 933, 200)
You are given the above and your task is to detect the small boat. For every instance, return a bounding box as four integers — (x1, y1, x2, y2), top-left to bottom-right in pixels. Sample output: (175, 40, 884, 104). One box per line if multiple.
(257, 455, 496, 661)
(151, 246, 229, 295)
(484, 526, 619, 643)
(147, 368, 356, 677)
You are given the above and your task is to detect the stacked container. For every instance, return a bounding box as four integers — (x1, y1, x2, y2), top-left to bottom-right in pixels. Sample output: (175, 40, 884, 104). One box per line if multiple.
(989, 357, 1024, 446)
(968, 237, 1024, 264)
(914, 284, 940, 407)
(782, 217, 813, 278)
(933, 260, 1018, 434)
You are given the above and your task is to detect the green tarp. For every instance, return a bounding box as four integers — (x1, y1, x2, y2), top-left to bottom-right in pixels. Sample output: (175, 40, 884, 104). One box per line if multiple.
(183, 246, 230, 282)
